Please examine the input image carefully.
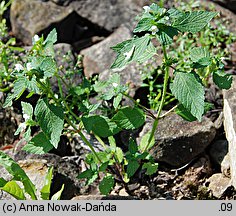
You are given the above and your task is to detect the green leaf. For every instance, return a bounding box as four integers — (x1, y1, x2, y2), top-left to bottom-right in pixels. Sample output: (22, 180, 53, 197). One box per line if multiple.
(0, 181, 26, 200)
(170, 72, 205, 121)
(115, 147, 124, 163)
(157, 26, 179, 45)
(44, 28, 57, 44)
(133, 18, 155, 33)
(3, 93, 14, 108)
(13, 76, 27, 99)
(51, 184, 64, 200)
(111, 35, 156, 69)
(82, 115, 120, 138)
(23, 132, 54, 154)
(99, 162, 109, 172)
(21, 102, 33, 121)
(111, 39, 132, 53)
(112, 107, 145, 130)
(108, 136, 116, 148)
(173, 11, 218, 33)
(0, 177, 7, 187)
(35, 98, 64, 148)
(139, 132, 155, 152)
(113, 93, 123, 109)
(190, 47, 210, 62)
(40, 166, 53, 200)
(127, 159, 140, 178)
(78, 169, 94, 179)
(99, 175, 114, 195)
(128, 139, 138, 154)
(213, 71, 232, 90)
(39, 57, 57, 78)
(0, 151, 37, 200)
(142, 162, 158, 175)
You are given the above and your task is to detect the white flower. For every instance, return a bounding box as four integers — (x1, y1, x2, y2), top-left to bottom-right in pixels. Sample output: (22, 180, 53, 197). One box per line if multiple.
(15, 63, 24, 72)
(151, 25, 159, 35)
(19, 122, 27, 130)
(26, 62, 33, 71)
(143, 6, 150, 13)
(112, 83, 118, 88)
(123, 45, 135, 61)
(23, 113, 30, 121)
(32, 34, 40, 44)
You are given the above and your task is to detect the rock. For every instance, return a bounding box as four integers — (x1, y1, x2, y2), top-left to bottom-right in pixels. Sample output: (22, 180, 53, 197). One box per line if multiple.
(209, 140, 228, 167)
(0, 166, 15, 200)
(139, 113, 216, 167)
(81, 25, 143, 95)
(119, 188, 130, 196)
(207, 173, 231, 198)
(221, 153, 231, 178)
(10, 0, 73, 44)
(211, 0, 236, 13)
(223, 76, 236, 188)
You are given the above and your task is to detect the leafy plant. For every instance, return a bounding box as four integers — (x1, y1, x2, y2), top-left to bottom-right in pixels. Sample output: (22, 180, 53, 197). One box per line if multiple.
(0, 151, 64, 200)
(0, 2, 232, 196)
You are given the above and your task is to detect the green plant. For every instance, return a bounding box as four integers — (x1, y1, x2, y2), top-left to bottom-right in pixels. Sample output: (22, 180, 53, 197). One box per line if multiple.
(111, 3, 231, 152)
(0, 151, 64, 200)
(0, 2, 232, 197)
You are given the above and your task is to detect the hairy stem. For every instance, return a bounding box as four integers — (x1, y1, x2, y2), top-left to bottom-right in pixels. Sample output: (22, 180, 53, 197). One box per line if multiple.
(143, 45, 170, 152)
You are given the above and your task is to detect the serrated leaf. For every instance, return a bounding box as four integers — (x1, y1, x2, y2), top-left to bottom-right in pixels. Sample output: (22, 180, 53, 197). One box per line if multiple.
(213, 70, 232, 90)
(51, 184, 64, 200)
(157, 25, 179, 45)
(21, 102, 33, 121)
(168, 8, 183, 19)
(173, 11, 218, 33)
(127, 159, 140, 178)
(190, 47, 210, 62)
(0, 181, 26, 200)
(113, 93, 123, 109)
(133, 18, 155, 33)
(35, 98, 64, 148)
(193, 57, 212, 68)
(0, 151, 37, 200)
(3, 93, 14, 108)
(39, 57, 57, 78)
(142, 162, 158, 175)
(82, 115, 120, 138)
(111, 35, 156, 69)
(112, 107, 145, 130)
(99, 175, 114, 195)
(40, 166, 53, 200)
(23, 132, 54, 154)
(170, 72, 205, 121)
(139, 132, 155, 152)
(111, 39, 132, 53)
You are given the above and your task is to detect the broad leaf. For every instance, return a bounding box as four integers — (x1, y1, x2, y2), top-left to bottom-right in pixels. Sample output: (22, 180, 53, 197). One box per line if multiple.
(157, 26, 179, 45)
(173, 11, 218, 33)
(133, 18, 155, 33)
(142, 162, 158, 175)
(82, 115, 120, 138)
(111, 35, 156, 69)
(128, 139, 138, 154)
(40, 166, 53, 200)
(190, 47, 212, 68)
(112, 107, 145, 130)
(99, 175, 114, 195)
(0, 151, 37, 200)
(39, 57, 57, 78)
(170, 72, 205, 121)
(213, 70, 232, 90)
(139, 132, 155, 152)
(23, 132, 54, 154)
(35, 98, 64, 148)
(115, 147, 124, 163)
(44, 28, 57, 45)
(0, 181, 26, 200)
(127, 159, 140, 178)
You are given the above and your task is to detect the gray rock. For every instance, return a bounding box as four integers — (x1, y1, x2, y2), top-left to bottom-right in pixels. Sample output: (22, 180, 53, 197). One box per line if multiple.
(139, 113, 216, 167)
(221, 153, 231, 178)
(209, 140, 228, 167)
(223, 76, 236, 188)
(72, 195, 137, 200)
(10, 0, 73, 44)
(207, 173, 231, 198)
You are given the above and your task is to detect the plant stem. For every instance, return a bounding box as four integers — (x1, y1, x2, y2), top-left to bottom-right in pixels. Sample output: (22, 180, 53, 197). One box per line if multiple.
(143, 45, 170, 152)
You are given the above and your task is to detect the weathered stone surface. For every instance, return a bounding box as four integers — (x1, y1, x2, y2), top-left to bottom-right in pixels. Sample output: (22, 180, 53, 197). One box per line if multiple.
(209, 140, 228, 167)
(207, 173, 231, 198)
(10, 0, 73, 44)
(223, 76, 236, 188)
(221, 153, 231, 178)
(139, 113, 216, 167)
(72, 195, 137, 200)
